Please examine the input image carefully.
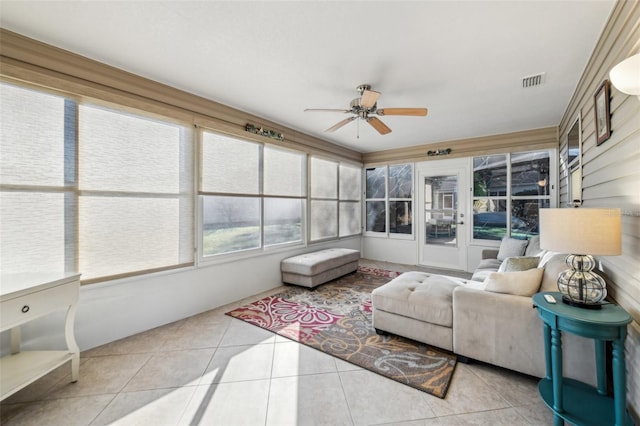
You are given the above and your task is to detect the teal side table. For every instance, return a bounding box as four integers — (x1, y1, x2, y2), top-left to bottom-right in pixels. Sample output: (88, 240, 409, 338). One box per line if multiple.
(533, 292, 633, 426)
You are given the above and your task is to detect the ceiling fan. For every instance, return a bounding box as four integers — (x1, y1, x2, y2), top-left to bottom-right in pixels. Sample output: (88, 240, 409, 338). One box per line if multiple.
(304, 84, 428, 135)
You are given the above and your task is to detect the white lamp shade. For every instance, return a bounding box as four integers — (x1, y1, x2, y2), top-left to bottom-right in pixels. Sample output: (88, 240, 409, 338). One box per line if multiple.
(609, 53, 640, 96)
(539, 208, 621, 255)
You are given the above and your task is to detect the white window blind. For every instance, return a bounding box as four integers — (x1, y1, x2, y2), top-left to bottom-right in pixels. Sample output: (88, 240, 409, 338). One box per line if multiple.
(264, 146, 305, 197)
(1, 84, 70, 274)
(309, 157, 362, 241)
(339, 163, 361, 237)
(0, 83, 194, 281)
(309, 157, 338, 241)
(200, 131, 305, 257)
(310, 157, 338, 199)
(201, 132, 259, 194)
(77, 105, 193, 280)
(263, 146, 305, 247)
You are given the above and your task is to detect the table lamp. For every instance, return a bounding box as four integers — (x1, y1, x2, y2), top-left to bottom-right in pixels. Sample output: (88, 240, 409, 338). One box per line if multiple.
(539, 208, 621, 309)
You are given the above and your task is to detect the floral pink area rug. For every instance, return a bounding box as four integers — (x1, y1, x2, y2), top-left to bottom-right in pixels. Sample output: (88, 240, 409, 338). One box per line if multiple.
(226, 269, 457, 399)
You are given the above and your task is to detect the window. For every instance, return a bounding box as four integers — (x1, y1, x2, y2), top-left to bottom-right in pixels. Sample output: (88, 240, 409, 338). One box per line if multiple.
(365, 163, 413, 236)
(308, 157, 362, 242)
(389, 164, 413, 235)
(365, 167, 387, 233)
(339, 163, 362, 237)
(473, 151, 551, 241)
(309, 157, 338, 241)
(200, 131, 305, 256)
(2, 82, 361, 280)
(1, 83, 194, 282)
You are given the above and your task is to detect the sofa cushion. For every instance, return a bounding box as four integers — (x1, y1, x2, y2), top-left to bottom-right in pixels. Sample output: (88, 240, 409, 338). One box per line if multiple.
(476, 258, 503, 270)
(470, 258, 503, 281)
(539, 252, 568, 292)
(470, 269, 493, 282)
(484, 268, 544, 297)
(371, 272, 463, 327)
(498, 256, 540, 273)
(524, 235, 544, 257)
(497, 237, 529, 261)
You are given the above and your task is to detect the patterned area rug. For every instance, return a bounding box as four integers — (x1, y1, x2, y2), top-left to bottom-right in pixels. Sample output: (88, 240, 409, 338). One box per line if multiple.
(226, 269, 457, 398)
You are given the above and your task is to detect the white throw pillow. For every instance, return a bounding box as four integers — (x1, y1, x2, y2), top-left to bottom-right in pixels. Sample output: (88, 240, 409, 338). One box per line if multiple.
(497, 237, 529, 261)
(484, 268, 544, 297)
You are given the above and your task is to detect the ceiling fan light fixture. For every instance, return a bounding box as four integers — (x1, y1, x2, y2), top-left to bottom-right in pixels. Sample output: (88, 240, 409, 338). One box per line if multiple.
(360, 89, 381, 109)
(305, 84, 427, 136)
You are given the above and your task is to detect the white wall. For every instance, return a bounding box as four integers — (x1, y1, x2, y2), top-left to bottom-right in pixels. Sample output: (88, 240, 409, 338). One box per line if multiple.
(2, 238, 361, 354)
(361, 236, 417, 266)
(363, 235, 495, 274)
(557, 2, 640, 420)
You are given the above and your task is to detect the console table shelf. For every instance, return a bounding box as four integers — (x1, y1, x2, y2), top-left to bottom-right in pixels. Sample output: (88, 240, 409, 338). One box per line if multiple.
(539, 377, 616, 426)
(533, 292, 632, 426)
(1, 351, 76, 400)
(0, 272, 81, 401)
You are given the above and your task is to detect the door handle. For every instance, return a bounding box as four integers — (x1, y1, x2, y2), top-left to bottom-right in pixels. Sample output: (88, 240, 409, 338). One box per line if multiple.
(457, 221, 464, 225)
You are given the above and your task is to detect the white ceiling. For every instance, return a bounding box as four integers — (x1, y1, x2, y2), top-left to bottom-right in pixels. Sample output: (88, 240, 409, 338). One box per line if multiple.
(0, 1, 615, 153)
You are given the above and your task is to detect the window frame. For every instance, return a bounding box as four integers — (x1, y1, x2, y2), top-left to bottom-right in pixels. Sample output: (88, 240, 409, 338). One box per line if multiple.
(198, 130, 307, 263)
(0, 82, 196, 284)
(566, 114, 583, 207)
(338, 162, 362, 238)
(364, 163, 414, 240)
(471, 149, 556, 244)
(307, 156, 363, 244)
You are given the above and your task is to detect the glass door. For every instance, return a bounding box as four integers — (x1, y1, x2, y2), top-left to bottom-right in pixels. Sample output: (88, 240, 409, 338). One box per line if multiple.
(424, 175, 458, 246)
(417, 159, 468, 271)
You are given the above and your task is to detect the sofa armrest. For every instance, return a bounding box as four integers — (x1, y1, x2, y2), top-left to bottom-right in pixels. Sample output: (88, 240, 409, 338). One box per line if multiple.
(481, 249, 499, 260)
(453, 286, 547, 377)
(453, 286, 596, 384)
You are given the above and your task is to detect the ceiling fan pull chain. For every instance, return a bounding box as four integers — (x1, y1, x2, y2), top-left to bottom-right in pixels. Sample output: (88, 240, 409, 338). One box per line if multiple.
(357, 117, 360, 139)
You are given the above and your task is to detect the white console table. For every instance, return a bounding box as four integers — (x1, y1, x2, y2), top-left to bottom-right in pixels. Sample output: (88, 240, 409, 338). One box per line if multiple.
(0, 272, 81, 400)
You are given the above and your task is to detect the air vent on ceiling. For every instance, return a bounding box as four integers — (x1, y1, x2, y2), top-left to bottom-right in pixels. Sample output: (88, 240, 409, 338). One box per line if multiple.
(522, 72, 546, 88)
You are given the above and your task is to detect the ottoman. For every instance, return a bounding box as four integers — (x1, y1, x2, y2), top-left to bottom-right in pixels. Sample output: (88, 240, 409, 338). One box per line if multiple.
(371, 271, 466, 351)
(280, 248, 360, 288)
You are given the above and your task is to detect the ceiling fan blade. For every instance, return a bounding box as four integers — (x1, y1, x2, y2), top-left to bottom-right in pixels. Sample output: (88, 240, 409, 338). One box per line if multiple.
(367, 117, 392, 135)
(360, 90, 381, 108)
(304, 108, 351, 113)
(377, 108, 428, 116)
(326, 116, 356, 132)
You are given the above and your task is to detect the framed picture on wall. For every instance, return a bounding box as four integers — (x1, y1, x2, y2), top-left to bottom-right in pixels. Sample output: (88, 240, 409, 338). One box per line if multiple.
(594, 80, 611, 146)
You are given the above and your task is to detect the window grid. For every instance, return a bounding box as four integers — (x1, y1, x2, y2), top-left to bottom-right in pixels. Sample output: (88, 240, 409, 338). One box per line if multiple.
(472, 151, 551, 241)
(339, 163, 362, 237)
(365, 164, 413, 237)
(199, 131, 307, 257)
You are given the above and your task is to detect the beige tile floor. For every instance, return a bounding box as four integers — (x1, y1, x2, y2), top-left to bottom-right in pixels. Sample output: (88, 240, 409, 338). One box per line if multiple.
(1, 261, 556, 426)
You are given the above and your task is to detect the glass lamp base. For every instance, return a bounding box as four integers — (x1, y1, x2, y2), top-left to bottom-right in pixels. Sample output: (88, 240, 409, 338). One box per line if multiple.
(557, 254, 608, 308)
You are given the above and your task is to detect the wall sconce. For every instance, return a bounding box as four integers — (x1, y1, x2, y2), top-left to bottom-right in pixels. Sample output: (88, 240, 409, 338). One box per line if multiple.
(427, 148, 451, 157)
(609, 52, 640, 100)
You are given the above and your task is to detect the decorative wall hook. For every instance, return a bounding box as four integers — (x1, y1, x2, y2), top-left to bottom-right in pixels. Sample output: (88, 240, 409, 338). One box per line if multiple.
(427, 148, 452, 156)
(245, 124, 284, 141)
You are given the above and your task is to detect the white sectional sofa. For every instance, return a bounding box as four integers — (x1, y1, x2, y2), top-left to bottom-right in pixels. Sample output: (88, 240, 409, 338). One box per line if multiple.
(372, 236, 597, 385)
